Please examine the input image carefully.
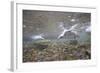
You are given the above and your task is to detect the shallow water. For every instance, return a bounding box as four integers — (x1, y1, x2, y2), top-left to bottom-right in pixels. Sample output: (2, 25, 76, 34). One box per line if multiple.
(23, 39, 91, 62)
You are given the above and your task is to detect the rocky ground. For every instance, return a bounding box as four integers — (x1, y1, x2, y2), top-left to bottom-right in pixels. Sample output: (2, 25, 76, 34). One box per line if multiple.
(23, 40, 91, 62)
